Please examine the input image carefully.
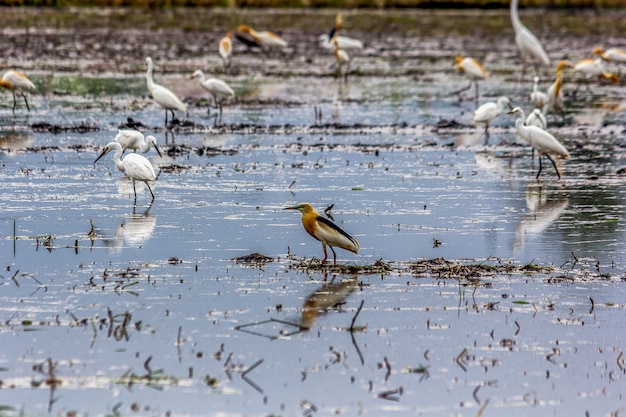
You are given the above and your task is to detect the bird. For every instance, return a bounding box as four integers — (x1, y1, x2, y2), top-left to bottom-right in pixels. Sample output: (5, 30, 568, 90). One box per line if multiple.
(530, 76, 548, 110)
(593, 47, 626, 64)
(525, 107, 547, 130)
(545, 60, 572, 117)
(235, 24, 287, 51)
(333, 38, 351, 81)
(219, 32, 233, 72)
(510, 0, 551, 78)
(94, 142, 157, 202)
(191, 69, 235, 118)
(508, 107, 569, 179)
(319, 34, 363, 51)
(524, 108, 547, 162)
(145, 56, 187, 127)
(0, 69, 36, 113)
(284, 202, 360, 265)
(114, 129, 163, 157)
(473, 96, 512, 143)
(573, 58, 619, 88)
(454, 56, 489, 102)
(327, 13, 343, 41)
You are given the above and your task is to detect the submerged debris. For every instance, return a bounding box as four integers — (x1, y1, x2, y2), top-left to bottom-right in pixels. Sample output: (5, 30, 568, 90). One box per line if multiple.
(31, 121, 100, 134)
(409, 258, 554, 282)
(232, 252, 274, 267)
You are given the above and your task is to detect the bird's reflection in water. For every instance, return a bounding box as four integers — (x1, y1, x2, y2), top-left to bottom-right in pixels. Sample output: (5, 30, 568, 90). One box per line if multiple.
(301, 276, 358, 330)
(97, 203, 156, 252)
(514, 181, 569, 253)
(0, 130, 33, 154)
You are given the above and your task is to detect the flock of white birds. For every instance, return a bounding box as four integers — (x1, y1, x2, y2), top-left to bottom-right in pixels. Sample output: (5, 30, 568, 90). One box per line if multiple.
(1, 5, 624, 203)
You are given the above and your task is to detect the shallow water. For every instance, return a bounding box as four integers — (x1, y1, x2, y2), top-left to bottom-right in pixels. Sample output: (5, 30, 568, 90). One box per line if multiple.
(1, 8, 626, 417)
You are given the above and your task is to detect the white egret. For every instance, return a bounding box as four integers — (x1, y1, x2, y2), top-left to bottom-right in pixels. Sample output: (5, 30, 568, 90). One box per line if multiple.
(145, 56, 187, 127)
(508, 107, 568, 179)
(319, 34, 363, 51)
(0, 69, 36, 113)
(473, 96, 512, 143)
(219, 32, 233, 72)
(191, 69, 235, 118)
(114, 129, 162, 157)
(510, 0, 550, 77)
(530, 76, 548, 110)
(235, 25, 287, 51)
(524, 107, 547, 162)
(455, 56, 488, 102)
(526, 108, 547, 130)
(94, 142, 157, 202)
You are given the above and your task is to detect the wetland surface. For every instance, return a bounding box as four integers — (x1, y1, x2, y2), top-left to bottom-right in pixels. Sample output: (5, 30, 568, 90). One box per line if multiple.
(0, 7, 625, 417)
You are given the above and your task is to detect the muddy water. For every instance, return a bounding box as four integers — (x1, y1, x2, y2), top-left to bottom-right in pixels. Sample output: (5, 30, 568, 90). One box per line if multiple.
(1, 8, 626, 417)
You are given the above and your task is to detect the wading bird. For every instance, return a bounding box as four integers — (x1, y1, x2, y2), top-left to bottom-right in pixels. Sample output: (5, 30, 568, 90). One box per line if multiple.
(526, 107, 547, 130)
(219, 32, 233, 72)
(545, 60, 572, 117)
(235, 24, 287, 52)
(191, 70, 235, 118)
(530, 76, 548, 110)
(454, 56, 488, 102)
(319, 34, 364, 51)
(94, 142, 157, 203)
(114, 129, 162, 157)
(524, 107, 547, 161)
(508, 107, 568, 179)
(333, 38, 350, 81)
(573, 58, 619, 89)
(327, 13, 343, 41)
(510, 0, 550, 77)
(593, 47, 626, 65)
(285, 202, 360, 265)
(0, 69, 36, 113)
(145, 56, 187, 127)
(473, 96, 512, 143)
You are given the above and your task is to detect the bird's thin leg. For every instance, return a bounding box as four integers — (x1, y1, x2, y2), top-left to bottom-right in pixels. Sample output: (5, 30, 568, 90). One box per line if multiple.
(321, 244, 328, 265)
(531, 147, 535, 164)
(146, 182, 155, 201)
(545, 153, 562, 179)
(474, 81, 480, 104)
(330, 246, 338, 265)
(536, 154, 544, 179)
(11, 92, 17, 114)
(21, 93, 30, 112)
(483, 125, 490, 145)
(169, 109, 176, 122)
(132, 179, 138, 204)
(164, 110, 169, 126)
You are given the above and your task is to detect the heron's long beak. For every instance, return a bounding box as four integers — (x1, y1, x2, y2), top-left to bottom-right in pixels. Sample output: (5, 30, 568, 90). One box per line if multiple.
(507, 102, 514, 110)
(284, 206, 298, 210)
(155, 146, 163, 158)
(94, 149, 107, 164)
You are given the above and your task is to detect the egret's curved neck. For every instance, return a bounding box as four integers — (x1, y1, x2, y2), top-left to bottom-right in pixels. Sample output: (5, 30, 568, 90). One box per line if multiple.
(146, 60, 155, 92)
(196, 71, 206, 82)
(139, 139, 151, 153)
(510, 0, 524, 33)
(515, 114, 527, 136)
(112, 146, 125, 172)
